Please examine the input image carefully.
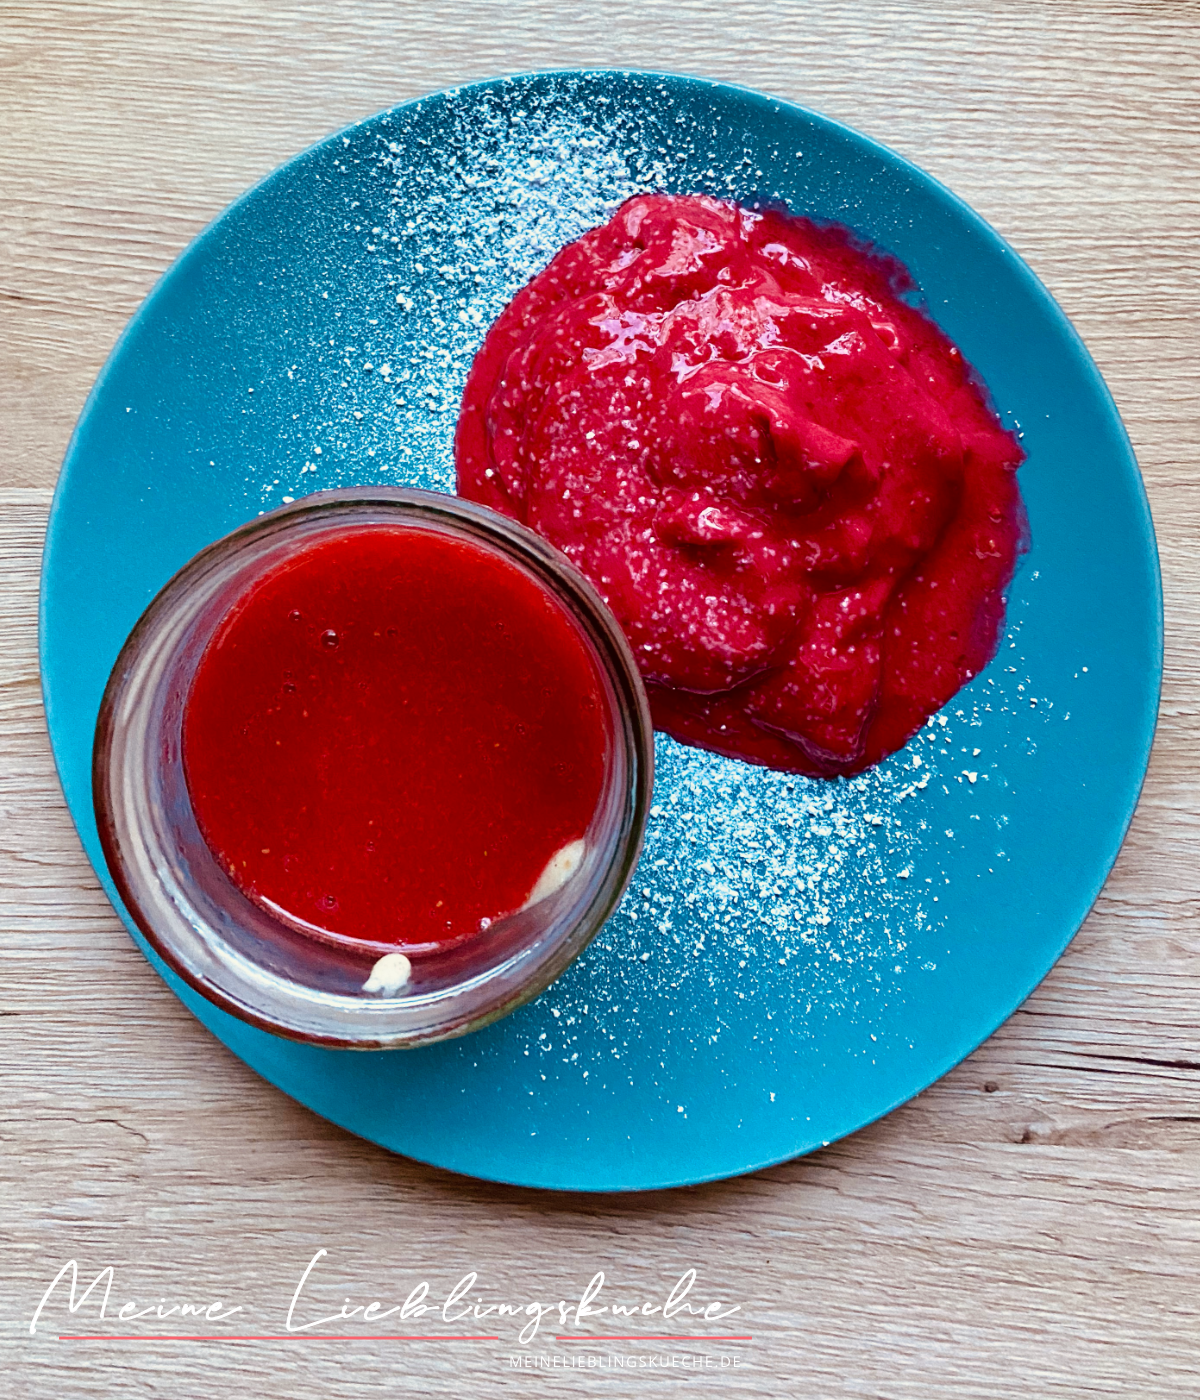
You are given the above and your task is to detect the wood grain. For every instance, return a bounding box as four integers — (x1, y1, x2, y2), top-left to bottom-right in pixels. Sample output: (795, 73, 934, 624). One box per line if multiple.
(2, 2, 1199, 1395)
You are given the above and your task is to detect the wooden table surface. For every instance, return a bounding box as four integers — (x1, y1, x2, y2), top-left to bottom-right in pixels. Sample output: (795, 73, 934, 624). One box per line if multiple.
(3, 3, 1199, 1396)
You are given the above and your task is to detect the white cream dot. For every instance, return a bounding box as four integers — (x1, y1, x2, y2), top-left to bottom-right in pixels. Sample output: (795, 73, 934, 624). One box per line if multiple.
(522, 839, 586, 909)
(363, 952, 412, 994)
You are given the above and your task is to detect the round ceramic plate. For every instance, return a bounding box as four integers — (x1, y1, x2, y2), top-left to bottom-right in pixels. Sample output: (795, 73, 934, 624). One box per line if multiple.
(41, 71, 1161, 1191)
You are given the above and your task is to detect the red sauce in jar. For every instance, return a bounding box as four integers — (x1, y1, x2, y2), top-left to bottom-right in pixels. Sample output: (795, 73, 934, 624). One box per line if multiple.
(182, 525, 608, 952)
(457, 194, 1025, 776)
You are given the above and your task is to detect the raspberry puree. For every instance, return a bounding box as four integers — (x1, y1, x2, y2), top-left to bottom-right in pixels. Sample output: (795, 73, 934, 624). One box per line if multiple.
(182, 526, 607, 951)
(456, 194, 1025, 776)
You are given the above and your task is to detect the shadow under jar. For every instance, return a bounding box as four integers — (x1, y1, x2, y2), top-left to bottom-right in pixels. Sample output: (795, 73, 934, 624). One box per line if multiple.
(93, 487, 653, 1048)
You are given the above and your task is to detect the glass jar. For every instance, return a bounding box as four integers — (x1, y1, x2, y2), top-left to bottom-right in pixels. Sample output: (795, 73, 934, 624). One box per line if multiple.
(93, 487, 653, 1048)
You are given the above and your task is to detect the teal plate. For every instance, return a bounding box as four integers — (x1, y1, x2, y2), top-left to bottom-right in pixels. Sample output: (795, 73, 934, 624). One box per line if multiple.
(40, 71, 1162, 1191)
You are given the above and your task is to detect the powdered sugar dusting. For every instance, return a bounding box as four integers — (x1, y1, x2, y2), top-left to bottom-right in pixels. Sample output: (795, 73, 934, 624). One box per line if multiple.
(258, 73, 1063, 1105)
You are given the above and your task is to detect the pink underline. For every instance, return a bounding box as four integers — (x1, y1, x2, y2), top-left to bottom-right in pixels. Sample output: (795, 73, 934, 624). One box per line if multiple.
(555, 1335, 753, 1342)
(59, 1335, 501, 1342)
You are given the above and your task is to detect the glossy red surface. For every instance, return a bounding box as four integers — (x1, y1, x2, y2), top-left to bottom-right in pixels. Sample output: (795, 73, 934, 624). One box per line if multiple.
(457, 194, 1025, 775)
(182, 525, 608, 951)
